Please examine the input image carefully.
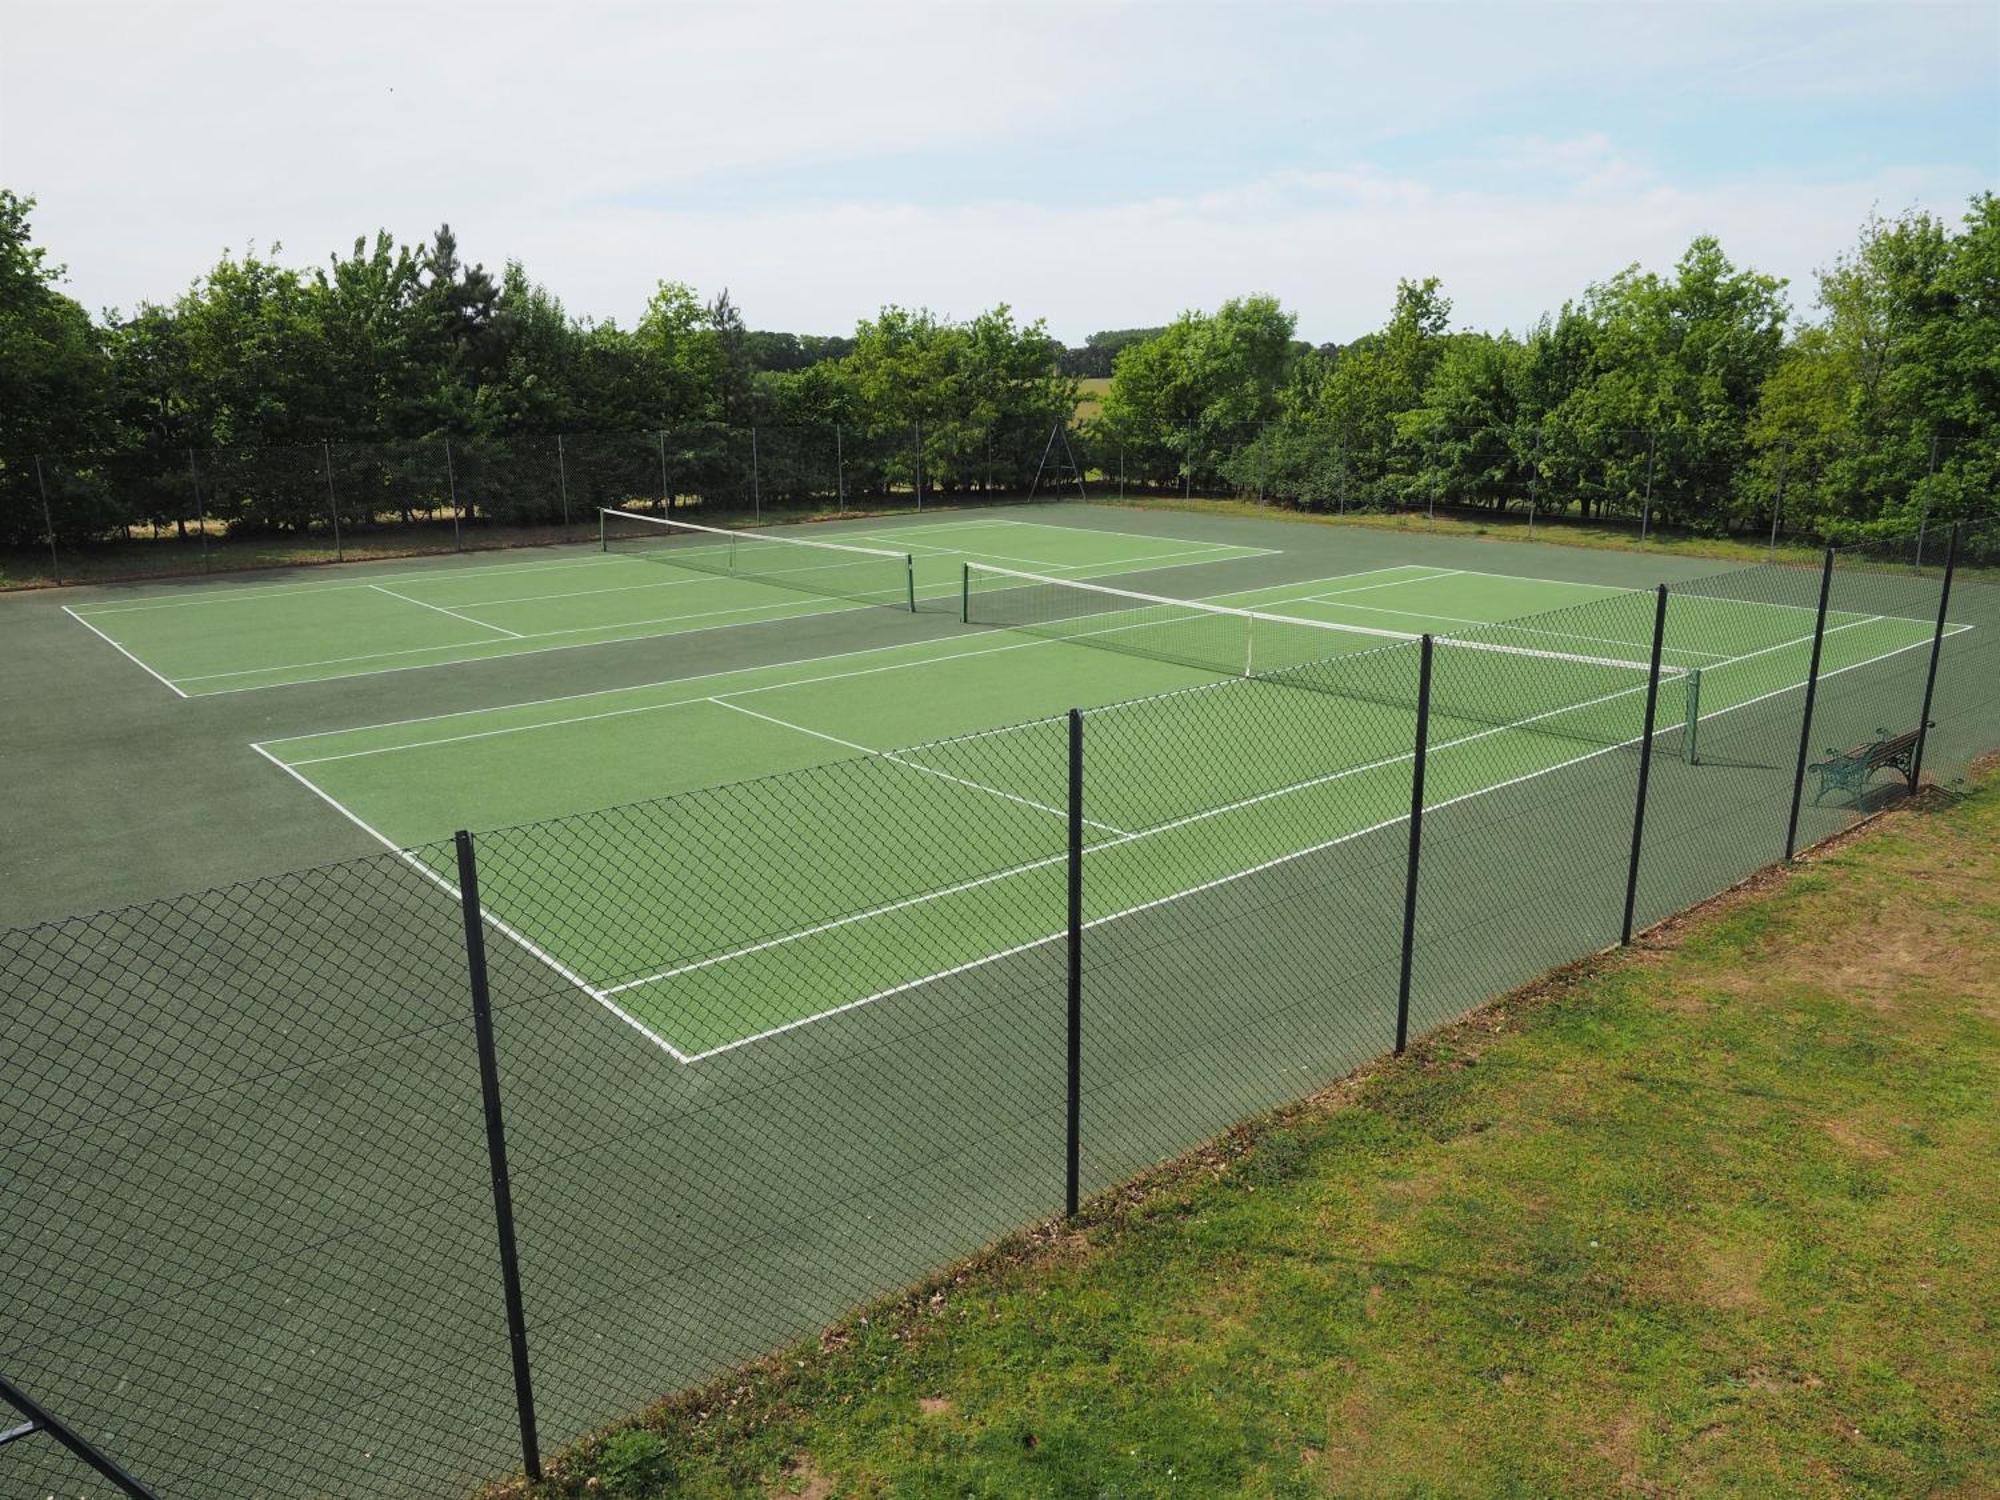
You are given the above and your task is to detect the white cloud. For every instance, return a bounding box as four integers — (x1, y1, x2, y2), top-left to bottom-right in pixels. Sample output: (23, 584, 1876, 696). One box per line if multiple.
(2, 0, 1992, 338)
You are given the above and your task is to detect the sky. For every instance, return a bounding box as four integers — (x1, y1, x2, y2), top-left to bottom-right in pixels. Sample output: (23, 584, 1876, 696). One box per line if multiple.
(3, 0, 1995, 345)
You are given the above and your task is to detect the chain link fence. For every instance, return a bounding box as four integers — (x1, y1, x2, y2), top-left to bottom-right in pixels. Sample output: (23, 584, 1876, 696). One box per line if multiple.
(11, 419, 1991, 589)
(4, 520, 1995, 1496)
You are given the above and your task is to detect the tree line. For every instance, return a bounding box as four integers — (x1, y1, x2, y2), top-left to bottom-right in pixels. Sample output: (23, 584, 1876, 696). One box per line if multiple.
(1, 188, 1993, 550)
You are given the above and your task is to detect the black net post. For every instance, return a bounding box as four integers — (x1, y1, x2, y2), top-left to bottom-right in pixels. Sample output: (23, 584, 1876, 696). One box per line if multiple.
(0, 1372, 159, 1499)
(33, 455, 60, 584)
(322, 439, 344, 561)
(1910, 521, 1962, 787)
(1783, 548, 1837, 861)
(1065, 707, 1084, 1219)
(453, 831, 542, 1483)
(1621, 585, 1671, 945)
(1394, 636, 1434, 1054)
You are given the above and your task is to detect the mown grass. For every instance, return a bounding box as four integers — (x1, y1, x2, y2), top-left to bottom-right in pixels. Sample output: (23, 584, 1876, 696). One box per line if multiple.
(498, 777, 2000, 1499)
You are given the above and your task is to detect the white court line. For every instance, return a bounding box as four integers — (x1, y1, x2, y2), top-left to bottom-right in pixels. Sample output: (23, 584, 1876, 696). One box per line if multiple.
(61, 605, 191, 698)
(271, 576, 1377, 768)
(370, 584, 525, 639)
(174, 589, 856, 685)
(1302, 594, 1733, 664)
(611, 622, 1697, 1006)
(671, 618, 1967, 1063)
(711, 698, 1128, 835)
(247, 744, 693, 1062)
(266, 598, 1966, 1062)
(1305, 568, 1462, 598)
(120, 532, 1265, 695)
(69, 550, 626, 613)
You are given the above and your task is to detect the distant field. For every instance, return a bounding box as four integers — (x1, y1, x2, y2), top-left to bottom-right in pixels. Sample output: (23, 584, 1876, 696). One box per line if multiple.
(1074, 375, 1112, 420)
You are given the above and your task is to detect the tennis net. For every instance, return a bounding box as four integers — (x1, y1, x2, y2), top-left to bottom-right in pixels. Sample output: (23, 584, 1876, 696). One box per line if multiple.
(602, 510, 916, 612)
(962, 562, 1701, 758)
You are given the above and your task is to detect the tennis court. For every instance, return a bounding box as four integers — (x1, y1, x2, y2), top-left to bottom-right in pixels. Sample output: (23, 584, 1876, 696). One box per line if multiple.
(60, 516, 1274, 695)
(252, 551, 1963, 1060)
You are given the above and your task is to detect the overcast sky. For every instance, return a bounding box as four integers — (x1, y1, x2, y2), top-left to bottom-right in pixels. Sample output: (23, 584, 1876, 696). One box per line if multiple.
(3, 0, 1994, 344)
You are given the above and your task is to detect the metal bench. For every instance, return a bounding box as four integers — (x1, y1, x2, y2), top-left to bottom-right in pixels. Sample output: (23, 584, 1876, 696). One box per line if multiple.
(1808, 725, 1926, 806)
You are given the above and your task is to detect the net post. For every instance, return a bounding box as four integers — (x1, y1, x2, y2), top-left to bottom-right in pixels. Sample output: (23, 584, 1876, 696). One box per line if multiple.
(1622, 585, 1670, 946)
(961, 562, 971, 623)
(1783, 548, 1836, 861)
(905, 554, 916, 613)
(33, 455, 60, 584)
(1909, 521, 1960, 787)
(1394, 635, 1433, 1054)
(598, 506, 608, 553)
(1065, 707, 1084, 1220)
(0, 1373, 159, 1499)
(453, 831, 542, 1484)
(322, 439, 343, 561)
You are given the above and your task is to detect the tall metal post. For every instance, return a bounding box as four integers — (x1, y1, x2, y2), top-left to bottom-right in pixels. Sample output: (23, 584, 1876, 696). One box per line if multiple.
(1621, 585, 1671, 945)
(188, 448, 210, 572)
(0, 1373, 159, 1499)
(454, 832, 543, 1483)
(444, 438, 463, 550)
(657, 428, 671, 514)
(1394, 636, 1434, 1054)
(1915, 433, 1939, 571)
(835, 422, 846, 509)
(1064, 708, 1085, 1219)
(1769, 444, 1789, 555)
(556, 433, 571, 529)
(750, 424, 762, 519)
(33, 456, 60, 583)
(322, 439, 344, 561)
(1783, 549, 1837, 860)
(1909, 522, 1961, 787)
(1118, 444, 1125, 500)
(913, 419, 924, 510)
(1526, 431, 1541, 537)
(1639, 433, 1656, 544)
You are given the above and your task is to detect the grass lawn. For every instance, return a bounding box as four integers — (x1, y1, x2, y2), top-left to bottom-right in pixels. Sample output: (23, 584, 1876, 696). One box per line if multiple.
(501, 773, 2000, 1499)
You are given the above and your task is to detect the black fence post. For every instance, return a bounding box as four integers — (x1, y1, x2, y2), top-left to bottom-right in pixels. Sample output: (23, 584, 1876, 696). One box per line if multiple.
(1622, 585, 1671, 945)
(1394, 636, 1434, 1054)
(33, 455, 60, 584)
(0, 1372, 159, 1499)
(1910, 521, 1962, 787)
(454, 831, 542, 1484)
(1065, 708, 1084, 1220)
(1783, 549, 1837, 861)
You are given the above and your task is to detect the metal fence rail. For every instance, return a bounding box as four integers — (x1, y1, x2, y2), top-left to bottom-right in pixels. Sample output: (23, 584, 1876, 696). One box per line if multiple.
(2, 522, 1994, 1497)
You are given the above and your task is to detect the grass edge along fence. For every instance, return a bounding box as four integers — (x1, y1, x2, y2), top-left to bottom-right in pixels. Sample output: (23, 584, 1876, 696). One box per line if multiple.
(1, 524, 1991, 1498)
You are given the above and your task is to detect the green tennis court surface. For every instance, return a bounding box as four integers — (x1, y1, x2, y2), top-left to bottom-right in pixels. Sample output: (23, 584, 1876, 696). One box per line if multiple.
(255, 558, 1963, 1061)
(63, 517, 1273, 695)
